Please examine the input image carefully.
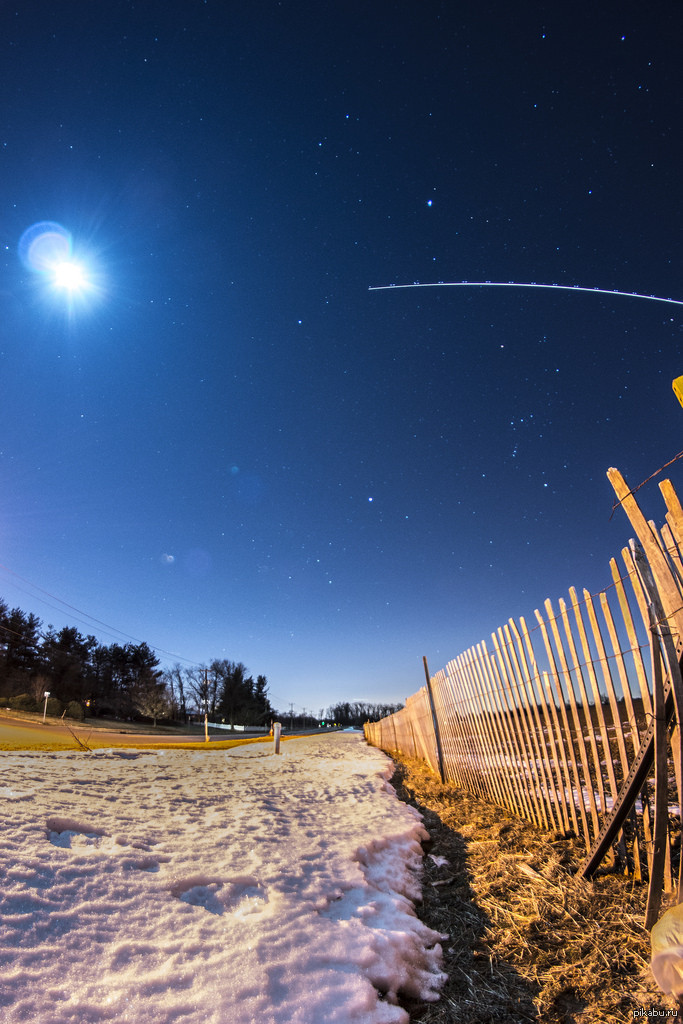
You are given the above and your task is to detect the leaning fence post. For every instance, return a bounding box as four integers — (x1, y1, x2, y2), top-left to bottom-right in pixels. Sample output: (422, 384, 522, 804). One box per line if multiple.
(423, 656, 446, 784)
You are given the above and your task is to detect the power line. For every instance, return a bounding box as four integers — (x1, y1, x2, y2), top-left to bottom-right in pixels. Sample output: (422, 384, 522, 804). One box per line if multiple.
(0, 564, 305, 710)
(0, 562, 195, 665)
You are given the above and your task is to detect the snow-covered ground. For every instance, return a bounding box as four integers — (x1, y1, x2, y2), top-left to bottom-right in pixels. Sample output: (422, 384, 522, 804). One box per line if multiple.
(0, 733, 446, 1023)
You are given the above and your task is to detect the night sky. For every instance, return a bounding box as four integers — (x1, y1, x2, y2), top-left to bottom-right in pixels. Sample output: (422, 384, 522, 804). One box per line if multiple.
(1, 1, 682, 717)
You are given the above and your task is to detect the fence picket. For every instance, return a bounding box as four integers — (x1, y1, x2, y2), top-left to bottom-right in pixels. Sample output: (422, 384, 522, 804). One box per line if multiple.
(483, 640, 538, 825)
(458, 650, 515, 812)
(611, 554, 653, 723)
(586, 592, 631, 780)
(433, 667, 473, 792)
(434, 664, 477, 793)
(492, 630, 543, 829)
(578, 589, 634, 867)
(661, 522, 683, 582)
(609, 469, 683, 639)
(560, 594, 610, 822)
(517, 617, 570, 832)
(471, 643, 527, 820)
(498, 624, 550, 828)
(534, 607, 591, 843)
(453, 655, 495, 800)
(506, 620, 560, 831)
(545, 598, 601, 843)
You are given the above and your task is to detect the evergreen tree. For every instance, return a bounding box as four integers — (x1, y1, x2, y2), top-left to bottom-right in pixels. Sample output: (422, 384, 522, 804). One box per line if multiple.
(253, 674, 273, 726)
(40, 625, 96, 703)
(215, 660, 256, 727)
(0, 604, 43, 694)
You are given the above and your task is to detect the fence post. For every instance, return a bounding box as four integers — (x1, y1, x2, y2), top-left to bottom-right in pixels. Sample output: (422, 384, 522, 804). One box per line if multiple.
(423, 656, 446, 784)
(608, 468, 683, 640)
(391, 713, 399, 753)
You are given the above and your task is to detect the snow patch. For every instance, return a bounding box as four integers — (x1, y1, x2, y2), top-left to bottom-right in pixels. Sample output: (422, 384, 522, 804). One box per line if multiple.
(0, 733, 446, 1023)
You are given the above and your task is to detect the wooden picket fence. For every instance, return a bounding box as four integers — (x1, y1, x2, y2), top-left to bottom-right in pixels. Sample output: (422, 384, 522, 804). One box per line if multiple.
(365, 468, 683, 927)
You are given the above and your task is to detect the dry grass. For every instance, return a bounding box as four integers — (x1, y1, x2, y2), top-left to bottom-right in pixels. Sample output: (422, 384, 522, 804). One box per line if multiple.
(389, 754, 679, 1024)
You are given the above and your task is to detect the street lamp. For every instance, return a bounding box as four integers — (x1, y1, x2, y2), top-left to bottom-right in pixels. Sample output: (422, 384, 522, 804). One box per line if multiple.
(42, 691, 50, 723)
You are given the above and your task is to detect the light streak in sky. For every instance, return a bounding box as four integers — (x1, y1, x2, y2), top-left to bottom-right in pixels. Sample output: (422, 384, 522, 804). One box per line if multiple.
(367, 281, 683, 308)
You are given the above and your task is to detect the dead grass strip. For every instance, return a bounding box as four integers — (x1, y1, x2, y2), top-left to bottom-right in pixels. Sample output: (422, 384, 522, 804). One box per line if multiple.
(389, 754, 677, 1024)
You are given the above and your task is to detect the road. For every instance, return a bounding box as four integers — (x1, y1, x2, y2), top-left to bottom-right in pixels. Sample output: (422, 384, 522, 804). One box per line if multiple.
(0, 714, 268, 750)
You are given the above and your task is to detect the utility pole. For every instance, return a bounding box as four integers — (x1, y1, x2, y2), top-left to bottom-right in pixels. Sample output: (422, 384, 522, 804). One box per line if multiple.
(203, 667, 209, 743)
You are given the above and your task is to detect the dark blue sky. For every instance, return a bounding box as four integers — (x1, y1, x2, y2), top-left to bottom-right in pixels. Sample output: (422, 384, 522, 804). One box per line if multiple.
(1, 1, 682, 715)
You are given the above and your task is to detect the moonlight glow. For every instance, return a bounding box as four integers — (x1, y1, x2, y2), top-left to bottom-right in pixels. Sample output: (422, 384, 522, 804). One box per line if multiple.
(18, 220, 100, 305)
(52, 260, 89, 292)
(19, 221, 73, 274)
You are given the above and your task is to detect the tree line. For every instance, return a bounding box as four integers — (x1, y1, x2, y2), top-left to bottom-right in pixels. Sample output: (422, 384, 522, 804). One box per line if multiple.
(0, 599, 273, 727)
(325, 700, 404, 728)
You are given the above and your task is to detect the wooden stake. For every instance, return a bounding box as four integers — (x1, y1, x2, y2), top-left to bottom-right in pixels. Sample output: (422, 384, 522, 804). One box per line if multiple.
(423, 656, 446, 784)
(645, 617, 668, 930)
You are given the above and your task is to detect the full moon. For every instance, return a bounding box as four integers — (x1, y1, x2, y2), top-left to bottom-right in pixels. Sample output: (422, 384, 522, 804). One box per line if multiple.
(18, 221, 101, 307)
(53, 260, 88, 291)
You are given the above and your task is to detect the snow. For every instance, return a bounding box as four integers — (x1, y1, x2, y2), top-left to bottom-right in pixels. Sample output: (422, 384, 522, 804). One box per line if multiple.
(0, 733, 446, 1023)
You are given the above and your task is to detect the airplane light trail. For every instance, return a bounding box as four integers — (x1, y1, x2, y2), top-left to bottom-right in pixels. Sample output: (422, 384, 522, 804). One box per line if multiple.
(367, 281, 683, 308)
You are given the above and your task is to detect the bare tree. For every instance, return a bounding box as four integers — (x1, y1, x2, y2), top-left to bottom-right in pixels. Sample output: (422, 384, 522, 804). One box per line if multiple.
(131, 677, 170, 727)
(29, 673, 52, 706)
(185, 666, 211, 717)
(163, 664, 188, 722)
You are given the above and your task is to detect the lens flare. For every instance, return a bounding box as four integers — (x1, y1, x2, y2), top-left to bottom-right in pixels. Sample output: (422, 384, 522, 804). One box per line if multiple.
(18, 220, 99, 304)
(19, 221, 73, 274)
